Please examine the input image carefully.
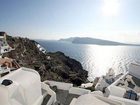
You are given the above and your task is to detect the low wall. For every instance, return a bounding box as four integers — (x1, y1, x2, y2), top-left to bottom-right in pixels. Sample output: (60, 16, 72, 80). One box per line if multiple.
(69, 87, 91, 95)
(109, 95, 139, 105)
(44, 80, 73, 90)
(109, 86, 126, 97)
(69, 98, 77, 105)
(80, 83, 93, 88)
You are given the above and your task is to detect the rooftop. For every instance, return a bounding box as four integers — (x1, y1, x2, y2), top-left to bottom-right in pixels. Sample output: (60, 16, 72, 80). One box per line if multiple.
(117, 74, 140, 93)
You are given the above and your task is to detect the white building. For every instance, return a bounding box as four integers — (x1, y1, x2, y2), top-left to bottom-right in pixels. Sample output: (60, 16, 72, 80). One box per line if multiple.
(0, 67, 56, 105)
(108, 63, 140, 105)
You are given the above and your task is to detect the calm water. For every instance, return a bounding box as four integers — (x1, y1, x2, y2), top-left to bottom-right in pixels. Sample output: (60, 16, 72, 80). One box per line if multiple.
(37, 40, 140, 81)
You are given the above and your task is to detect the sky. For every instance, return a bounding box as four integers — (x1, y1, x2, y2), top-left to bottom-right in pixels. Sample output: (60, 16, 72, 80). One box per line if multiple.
(0, 0, 140, 43)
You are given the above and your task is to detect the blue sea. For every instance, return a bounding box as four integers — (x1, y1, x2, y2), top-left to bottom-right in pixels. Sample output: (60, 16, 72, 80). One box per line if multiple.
(37, 40, 140, 81)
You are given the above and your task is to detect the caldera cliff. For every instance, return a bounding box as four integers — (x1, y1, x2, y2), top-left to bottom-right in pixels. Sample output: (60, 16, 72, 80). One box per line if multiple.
(3, 35, 88, 86)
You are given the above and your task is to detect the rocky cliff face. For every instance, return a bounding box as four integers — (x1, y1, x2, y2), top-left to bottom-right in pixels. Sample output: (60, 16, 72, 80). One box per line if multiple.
(4, 35, 88, 86)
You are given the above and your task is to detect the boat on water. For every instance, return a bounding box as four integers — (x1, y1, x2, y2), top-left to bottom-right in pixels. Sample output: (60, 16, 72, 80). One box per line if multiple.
(0, 32, 140, 105)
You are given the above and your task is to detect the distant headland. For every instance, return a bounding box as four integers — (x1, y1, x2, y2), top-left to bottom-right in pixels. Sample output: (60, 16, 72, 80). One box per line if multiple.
(59, 37, 140, 46)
